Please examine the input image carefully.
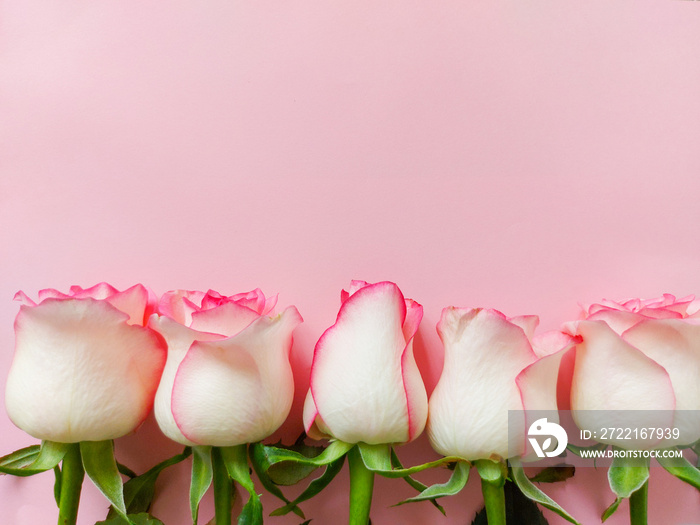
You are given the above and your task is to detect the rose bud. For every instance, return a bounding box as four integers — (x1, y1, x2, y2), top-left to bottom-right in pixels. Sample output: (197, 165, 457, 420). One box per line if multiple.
(6, 283, 166, 443)
(303, 280, 428, 444)
(428, 307, 573, 461)
(566, 294, 700, 448)
(150, 288, 302, 446)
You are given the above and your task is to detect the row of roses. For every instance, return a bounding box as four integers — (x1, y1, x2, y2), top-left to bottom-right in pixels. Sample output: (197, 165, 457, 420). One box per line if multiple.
(3, 281, 700, 525)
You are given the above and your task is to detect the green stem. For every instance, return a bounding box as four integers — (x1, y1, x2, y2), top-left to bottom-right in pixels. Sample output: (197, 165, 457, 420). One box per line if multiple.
(57, 443, 84, 525)
(481, 477, 506, 525)
(212, 447, 232, 525)
(629, 480, 648, 525)
(348, 445, 374, 525)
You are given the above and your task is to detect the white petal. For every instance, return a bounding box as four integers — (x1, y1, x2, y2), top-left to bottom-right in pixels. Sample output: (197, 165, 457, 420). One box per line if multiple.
(172, 308, 301, 446)
(303, 390, 331, 440)
(428, 308, 536, 461)
(6, 299, 166, 442)
(149, 315, 223, 445)
(571, 321, 675, 449)
(189, 301, 261, 336)
(311, 282, 412, 444)
(623, 320, 700, 446)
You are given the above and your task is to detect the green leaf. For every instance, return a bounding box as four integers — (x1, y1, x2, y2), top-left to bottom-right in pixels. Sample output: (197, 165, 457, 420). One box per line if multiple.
(357, 442, 464, 478)
(390, 448, 445, 515)
(253, 440, 353, 471)
(80, 441, 129, 522)
(398, 460, 470, 505)
(106, 447, 192, 519)
(117, 463, 138, 479)
(249, 445, 302, 518)
(504, 480, 549, 525)
(219, 445, 263, 525)
(601, 498, 622, 522)
(656, 454, 700, 490)
(249, 440, 353, 520)
(270, 455, 345, 516)
(474, 459, 507, 487)
(0, 445, 40, 474)
(53, 465, 62, 507)
(510, 458, 580, 525)
(0, 441, 70, 476)
(607, 455, 649, 499)
(267, 441, 324, 486)
(190, 446, 213, 525)
(95, 512, 165, 525)
(528, 465, 575, 484)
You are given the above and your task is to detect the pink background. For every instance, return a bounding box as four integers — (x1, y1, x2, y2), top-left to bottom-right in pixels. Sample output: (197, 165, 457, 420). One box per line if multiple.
(2, 1, 700, 523)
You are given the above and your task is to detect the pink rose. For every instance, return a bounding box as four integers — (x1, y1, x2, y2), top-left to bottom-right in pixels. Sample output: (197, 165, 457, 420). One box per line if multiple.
(150, 288, 302, 446)
(566, 294, 700, 448)
(5, 283, 166, 443)
(428, 307, 574, 461)
(303, 280, 428, 444)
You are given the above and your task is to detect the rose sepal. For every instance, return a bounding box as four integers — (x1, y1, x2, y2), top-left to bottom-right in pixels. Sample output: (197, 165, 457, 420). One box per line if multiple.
(0, 440, 69, 476)
(510, 458, 581, 525)
(249, 440, 352, 517)
(189, 446, 213, 525)
(1, 440, 151, 525)
(356, 442, 464, 478)
(387, 449, 451, 514)
(656, 452, 700, 490)
(101, 447, 191, 524)
(394, 456, 580, 525)
(602, 454, 650, 523)
(219, 445, 263, 525)
(188, 444, 273, 525)
(80, 440, 132, 524)
(395, 460, 469, 509)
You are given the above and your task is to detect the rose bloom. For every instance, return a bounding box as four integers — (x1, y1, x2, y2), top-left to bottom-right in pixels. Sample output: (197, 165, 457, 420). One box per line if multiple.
(6, 283, 166, 443)
(303, 280, 428, 445)
(428, 307, 574, 461)
(566, 294, 700, 448)
(150, 288, 302, 447)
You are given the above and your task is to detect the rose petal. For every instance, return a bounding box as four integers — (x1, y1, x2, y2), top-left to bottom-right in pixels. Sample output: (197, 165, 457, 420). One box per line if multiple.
(509, 315, 539, 341)
(13, 290, 36, 306)
(228, 288, 267, 314)
(190, 301, 261, 337)
(311, 282, 416, 444)
(340, 280, 371, 304)
(70, 282, 119, 300)
(149, 315, 225, 445)
(570, 320, 675, 448)
(103, 284, 151, 326)
(428, 307, 536, 461)
(158, 290, 207, 325)
(516, 346, 569, 457)
(303, 391, 331, 441)
(623, 319, 700, 445)
(263, 294, 279, 315)
(172, 307, 302, 446)
(531, 330, 577, 358)
(587, 307, 646, 334)
(401, 299, 428, 442)
(6, 299, 166, 443)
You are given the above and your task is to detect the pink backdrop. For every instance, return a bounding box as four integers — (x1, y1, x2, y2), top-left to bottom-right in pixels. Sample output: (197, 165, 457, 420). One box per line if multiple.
(2, 1, 700, 523)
